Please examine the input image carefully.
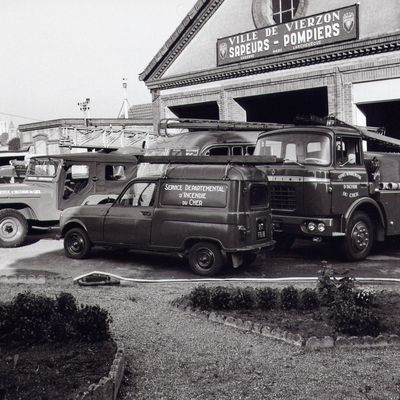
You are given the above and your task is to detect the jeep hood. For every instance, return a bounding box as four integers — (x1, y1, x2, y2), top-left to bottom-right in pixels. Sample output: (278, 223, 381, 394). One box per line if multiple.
(0, 183, 44, 199)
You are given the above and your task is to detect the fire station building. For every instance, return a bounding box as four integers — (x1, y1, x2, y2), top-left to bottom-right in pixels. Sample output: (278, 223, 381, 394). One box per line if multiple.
(140, 0, 400, 137)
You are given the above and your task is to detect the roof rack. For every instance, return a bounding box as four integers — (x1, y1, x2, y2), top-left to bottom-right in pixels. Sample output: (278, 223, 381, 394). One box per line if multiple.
(158, 118, 293, 137)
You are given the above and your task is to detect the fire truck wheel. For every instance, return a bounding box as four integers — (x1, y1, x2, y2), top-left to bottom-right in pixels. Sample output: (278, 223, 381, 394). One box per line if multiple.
(64, 227, 91, 259)
(188, 241, 224, 276)
(0, 209, 28, 248)
(341, 211, 373, 261)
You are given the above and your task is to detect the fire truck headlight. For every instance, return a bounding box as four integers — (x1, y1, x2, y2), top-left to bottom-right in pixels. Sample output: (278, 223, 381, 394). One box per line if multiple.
(317, 223, 326, 233)
(307, 222, 317, 232)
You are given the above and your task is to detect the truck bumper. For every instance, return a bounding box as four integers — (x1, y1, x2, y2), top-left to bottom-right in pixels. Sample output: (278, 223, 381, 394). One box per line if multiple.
(224, 240, 276, 253)
(272, 214, 345, 238)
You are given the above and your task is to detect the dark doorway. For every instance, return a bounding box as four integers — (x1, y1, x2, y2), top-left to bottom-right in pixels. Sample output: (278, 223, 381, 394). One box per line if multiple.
(357, 101, 400, 138)
(169, 101, 220, 120)
(236, 87, 328, 124)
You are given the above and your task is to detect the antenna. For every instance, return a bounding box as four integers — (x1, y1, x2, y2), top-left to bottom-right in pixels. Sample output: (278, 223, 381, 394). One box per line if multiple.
(118, 78, 131, 119)
(78, 98, 91, 126)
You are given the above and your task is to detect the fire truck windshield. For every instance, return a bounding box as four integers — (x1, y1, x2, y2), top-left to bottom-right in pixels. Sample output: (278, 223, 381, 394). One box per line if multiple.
(255, 132, 331, 166)
(26, 158, 61, 179)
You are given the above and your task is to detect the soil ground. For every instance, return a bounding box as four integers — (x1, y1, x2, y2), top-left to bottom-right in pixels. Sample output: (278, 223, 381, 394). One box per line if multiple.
(0, 340, 116, 400)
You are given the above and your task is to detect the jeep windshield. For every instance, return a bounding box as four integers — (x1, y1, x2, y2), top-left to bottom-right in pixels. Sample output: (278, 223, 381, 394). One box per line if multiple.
(25, 158, 61, 180)
(255, 132, 331, 166)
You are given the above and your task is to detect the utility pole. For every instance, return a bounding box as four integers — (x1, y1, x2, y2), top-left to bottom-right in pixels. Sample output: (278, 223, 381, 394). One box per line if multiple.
(118, 78, 131, 119)
(78, 98, 91, 126)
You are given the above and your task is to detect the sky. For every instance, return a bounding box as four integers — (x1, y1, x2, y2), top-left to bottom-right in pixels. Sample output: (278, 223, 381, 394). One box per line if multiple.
(0, 0, 197, 126)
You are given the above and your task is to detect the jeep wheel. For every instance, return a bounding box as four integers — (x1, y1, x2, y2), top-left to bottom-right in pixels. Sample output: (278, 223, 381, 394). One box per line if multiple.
(341, 211, 373, 261)
(0, 209, 28, 248)
(64, 228, 91, 259)
(188, 242, 224, 276)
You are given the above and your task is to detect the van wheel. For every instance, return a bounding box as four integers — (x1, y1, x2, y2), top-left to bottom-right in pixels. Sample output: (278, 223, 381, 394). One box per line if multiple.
(188, 242, 224, 276)
(64, 228, 91, 259)
(341, 211, 373, 261)
(0, 209, 28, 248)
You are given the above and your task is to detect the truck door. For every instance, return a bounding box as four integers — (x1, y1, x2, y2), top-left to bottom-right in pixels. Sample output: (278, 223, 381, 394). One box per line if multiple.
(58, 162, 96, 210)
(330, 136, 369, 214)
(103, 181, 156, 246)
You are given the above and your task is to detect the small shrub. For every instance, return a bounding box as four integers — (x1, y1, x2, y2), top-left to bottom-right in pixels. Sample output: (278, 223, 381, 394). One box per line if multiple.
(316, 266, 337, 305)
(12, 292, 56, 342)
(57, 292, 78, 318)
(335, 276, 355, 302)
(300, 289, 319, 310)
(280, 286, 299, 310)
(74, 305, 112, 342)
(209, 287, 232, 310)
(330, 300, 380, 337)
(0, 303, 14, 339)
(256, 288, 278, 310)
(187, 285, 212, 309)
(228, 287, 256, 309)
(353, 289, 374, 308)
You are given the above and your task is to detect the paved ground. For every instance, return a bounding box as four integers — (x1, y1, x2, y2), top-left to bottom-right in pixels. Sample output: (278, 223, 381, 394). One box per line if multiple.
(1, 236, 400, 281)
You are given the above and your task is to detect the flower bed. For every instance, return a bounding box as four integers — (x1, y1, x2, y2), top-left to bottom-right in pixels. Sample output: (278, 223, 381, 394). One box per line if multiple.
(173, 268, 400, 348)
(0, 291, 123, 399)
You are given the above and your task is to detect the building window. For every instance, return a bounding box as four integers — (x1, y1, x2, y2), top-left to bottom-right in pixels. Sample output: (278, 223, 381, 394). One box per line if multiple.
(252, 0, 307, 28)
(272, 0, 300, 23)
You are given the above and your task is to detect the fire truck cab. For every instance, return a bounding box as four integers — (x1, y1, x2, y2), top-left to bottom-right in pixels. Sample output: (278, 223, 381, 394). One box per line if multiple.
(254, 122, 400, 261)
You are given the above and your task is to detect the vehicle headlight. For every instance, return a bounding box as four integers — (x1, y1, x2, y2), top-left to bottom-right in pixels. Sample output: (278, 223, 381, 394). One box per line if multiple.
(317, 223, 326, 232)
(307, 222, 317, 232)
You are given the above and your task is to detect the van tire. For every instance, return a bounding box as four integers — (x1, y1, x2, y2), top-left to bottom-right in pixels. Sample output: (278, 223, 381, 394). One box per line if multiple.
(64, 227, 91, 259)
(341, 211, 373, 261)
(188, 241, 224, 276)
(0, 209, 28, 248)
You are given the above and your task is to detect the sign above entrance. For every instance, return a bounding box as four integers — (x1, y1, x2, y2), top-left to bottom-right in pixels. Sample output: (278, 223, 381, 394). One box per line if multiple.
(217, 5, 359, 66)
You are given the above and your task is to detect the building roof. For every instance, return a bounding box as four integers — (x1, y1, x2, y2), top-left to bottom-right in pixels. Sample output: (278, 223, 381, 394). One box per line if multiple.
(139, 0, 400, 89)
(139, 0, 222, 82)
(128, 103, 153, 120)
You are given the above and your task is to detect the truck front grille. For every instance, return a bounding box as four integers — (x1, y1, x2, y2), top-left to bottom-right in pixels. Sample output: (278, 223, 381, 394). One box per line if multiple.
(270, 186, 296, 211)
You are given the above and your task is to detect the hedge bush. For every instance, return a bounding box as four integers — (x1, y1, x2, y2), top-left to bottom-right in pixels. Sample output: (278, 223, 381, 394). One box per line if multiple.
(280, 286, 300, 310)
(300, 289, 319, 310)
(0, 291, 112, 343)
(257, 288, 278, 310)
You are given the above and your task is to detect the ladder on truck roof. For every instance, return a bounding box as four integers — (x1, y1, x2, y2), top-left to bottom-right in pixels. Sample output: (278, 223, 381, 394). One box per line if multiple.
(158, 118, 293, 137)
(59, 125, 156, 150)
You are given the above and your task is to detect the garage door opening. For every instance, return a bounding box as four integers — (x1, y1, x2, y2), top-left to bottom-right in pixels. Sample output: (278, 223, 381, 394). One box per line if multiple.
(236, 87, 328, 124)
(169, 101, 220, 120)
(357, 100, 400, 138)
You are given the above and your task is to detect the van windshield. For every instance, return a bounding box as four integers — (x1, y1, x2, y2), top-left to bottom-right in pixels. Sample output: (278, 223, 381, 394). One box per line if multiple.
(26, 158, 61, 179)
(255, 132, 331, 166)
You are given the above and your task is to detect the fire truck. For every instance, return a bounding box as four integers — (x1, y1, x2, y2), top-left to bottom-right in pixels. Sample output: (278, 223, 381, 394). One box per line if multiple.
(254, 117, 400, 260)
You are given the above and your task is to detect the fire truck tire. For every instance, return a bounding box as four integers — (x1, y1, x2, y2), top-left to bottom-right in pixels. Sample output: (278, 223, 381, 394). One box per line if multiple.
(0, 209, 28, 248)
(274, 233, 295, 251)
(188, 241, 224, 276)
(64, 227, 91, 259)
(341, 211, 374, 261)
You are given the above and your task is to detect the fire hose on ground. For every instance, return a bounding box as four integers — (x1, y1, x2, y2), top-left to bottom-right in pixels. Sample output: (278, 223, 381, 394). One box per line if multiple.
(73, 271, 400, 286)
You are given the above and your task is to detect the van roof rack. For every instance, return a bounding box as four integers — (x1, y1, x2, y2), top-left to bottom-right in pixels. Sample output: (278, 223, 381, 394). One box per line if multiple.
(158, 118, 293, 137)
